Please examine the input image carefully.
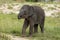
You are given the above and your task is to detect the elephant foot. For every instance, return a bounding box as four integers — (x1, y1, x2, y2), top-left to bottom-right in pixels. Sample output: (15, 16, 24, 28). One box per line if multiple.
(21, 35, 26, 37)
(27, 34, 33, 37)
(34, 32, 38, 34)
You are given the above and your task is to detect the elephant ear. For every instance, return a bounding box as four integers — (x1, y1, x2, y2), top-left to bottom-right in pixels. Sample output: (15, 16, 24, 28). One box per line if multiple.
(29, 6, 34, 17)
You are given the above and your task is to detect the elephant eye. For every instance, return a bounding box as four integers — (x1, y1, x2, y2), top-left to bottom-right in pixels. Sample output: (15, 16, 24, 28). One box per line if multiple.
(24, 11, 26, 13)
(24, 11, 27, 15)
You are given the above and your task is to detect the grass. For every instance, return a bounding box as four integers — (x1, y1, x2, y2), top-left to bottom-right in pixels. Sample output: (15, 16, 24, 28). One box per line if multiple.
(0, 33, 11, 40)
(48, 7, 56, 10)
(0, 0, 60, 40)
(0, 13, 60, 40)
(8, 5, 13, 9)
(0, 13, 23, 35)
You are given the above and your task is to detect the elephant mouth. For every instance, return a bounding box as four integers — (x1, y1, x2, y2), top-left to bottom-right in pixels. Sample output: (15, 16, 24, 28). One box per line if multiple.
(18, 16, 27, 19)
(18, 17, 21, 19)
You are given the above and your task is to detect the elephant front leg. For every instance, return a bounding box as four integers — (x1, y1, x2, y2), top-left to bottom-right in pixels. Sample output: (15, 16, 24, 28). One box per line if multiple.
(22, 19, 29, 37)
(29, 20, 34, 37)
(29, 24, 34, 37)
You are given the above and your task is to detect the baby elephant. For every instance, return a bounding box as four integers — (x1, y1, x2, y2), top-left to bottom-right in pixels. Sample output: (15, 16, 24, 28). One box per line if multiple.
(18, 5, 45, 37)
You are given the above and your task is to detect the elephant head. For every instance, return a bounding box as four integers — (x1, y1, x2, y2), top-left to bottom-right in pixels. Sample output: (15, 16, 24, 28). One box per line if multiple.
(18, 5, 34, 19)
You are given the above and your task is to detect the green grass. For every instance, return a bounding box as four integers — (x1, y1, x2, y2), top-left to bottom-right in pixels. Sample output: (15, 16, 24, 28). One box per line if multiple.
(0, 13, 60, 40)
(0, 33, 10, 40)
(0, 13, 24, 35)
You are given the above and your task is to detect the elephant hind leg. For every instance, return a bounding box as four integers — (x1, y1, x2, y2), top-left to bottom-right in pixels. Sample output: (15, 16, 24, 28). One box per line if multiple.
(40, 18, 45, 33)
(34, 24, 38, 33)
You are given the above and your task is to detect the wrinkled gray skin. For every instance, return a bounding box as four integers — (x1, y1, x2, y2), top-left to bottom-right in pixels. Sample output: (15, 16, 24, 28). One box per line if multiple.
(18, 5, 45, 37)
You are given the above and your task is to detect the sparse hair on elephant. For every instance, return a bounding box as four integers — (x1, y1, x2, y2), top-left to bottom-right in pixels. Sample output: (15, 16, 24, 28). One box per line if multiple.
(18, 5, 45, 37)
